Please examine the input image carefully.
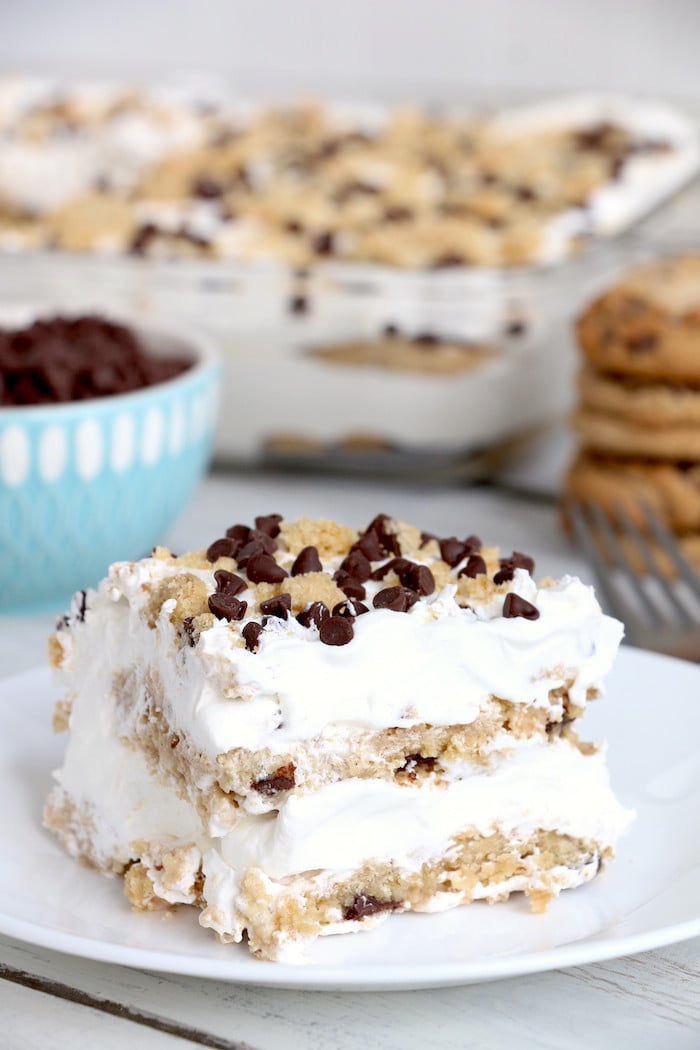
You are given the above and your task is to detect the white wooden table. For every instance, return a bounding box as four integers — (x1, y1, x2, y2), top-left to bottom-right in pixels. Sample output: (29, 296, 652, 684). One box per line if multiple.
(1, 472, 698, 1049)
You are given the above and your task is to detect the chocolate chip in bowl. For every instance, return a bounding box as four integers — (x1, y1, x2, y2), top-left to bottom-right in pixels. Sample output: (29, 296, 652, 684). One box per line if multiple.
(0, 308, 219, 611)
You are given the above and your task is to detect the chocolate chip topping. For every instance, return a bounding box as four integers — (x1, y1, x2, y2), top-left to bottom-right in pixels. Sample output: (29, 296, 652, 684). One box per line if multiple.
(312, 230, 335, 255)
(503, 593, 540, 621)
(402, 563, 435, 596)
(255, 513, 283, 537)
(459, 554, 487, 578)
(370, 556, 413, 581)
(206, 537, 240, 563)
(182, 616, 197, 647)
(0, 314, 192, 406)
(343, 894, 401, 921)
(364, 514, 401, 556)
(332, 598, 369, 620)
(296, 601, 330, 628)
(439, 537, 469, 567)
(334, 571, 367, 600)
(225, 523, 251, 543)
(510, 551, 535, 573)
(319, 615, 354, 646)
(352, 530, 384, 561)
(208, 593, 248, 621)
(252, 762, 296, 796)
(259, 593, 292, 619)
(192, 175, 223, 199)
(340, 549, 372, 582)
(373, 586, 419, 613)
(495, 551, 535, 584)
(291, 545, 323, 576)
(236, 531, 278, 566)
(246, 553, 288, 584)
(214, 569, 247, 596)
(289, 294, 309, 315)
(242, 621, 263, 651)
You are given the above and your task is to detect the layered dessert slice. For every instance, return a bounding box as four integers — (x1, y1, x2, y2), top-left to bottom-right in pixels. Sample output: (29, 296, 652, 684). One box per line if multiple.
(45, 512, 632, 961)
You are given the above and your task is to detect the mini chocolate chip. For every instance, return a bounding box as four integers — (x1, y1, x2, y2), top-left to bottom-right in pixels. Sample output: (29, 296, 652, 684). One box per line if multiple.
(225, 523, 251, 543)
(285, 219, 304, 234)
(259, 593, 292, 619)
(242, 621, 263, 651)
(505, 320, 527, 338)
(420, 530, 437, 548)
(334, 572, 366, 600)
(296, 601, 330, 628)
(214, 569, 247, 596)
(332, 598, 369, 620)
(626, 333, 658, 353)
(206, 537, 240, 563)
(237, 532, 277, 567)
(246, 554, 288, 584)
(402, 563, 435, 596)
(192, 175, 223, 199)
(340, 550, 372, 582)
(373, 586, 418, 612)
(370, 557, 412, 581)
(515, 184, 537, 202)
(313, 230, 335, 255)
(291, 545, 323, 575)
(352, 530, 384, 561)
(289, 294, 309, 315)
(459, 555, 487, 578)
(208, 593, 248, 621)
(255, 513, 283, 537)
(432, 253, 466, 268)
(343, 894, 400, 921)
(383, 323, 400, 338)
(398, 753, 437, 776)
(465, 533, 482, 550)
(252, 761, 296, 795)
(439, 537, 469, 567)
(182, 617, 197, 647)
(383, 206, 413, 223)
(510, 551, 535, 574)
(503, 593, 540, 620)
(413, 332, 440, 346)
(365, 514, 401, 556)
(319, 615, 354, 646)
(129, 222, 158, 255)
(493, 566, 514, 585)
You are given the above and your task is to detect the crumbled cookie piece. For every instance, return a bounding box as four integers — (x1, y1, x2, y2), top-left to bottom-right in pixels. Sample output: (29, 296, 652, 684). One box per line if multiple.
(146, 574, 209, 629)
(279, 517, 358, 559)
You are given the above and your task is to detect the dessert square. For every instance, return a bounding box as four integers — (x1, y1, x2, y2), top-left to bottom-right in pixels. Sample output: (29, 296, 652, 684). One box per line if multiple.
(45, 512, 631, 961)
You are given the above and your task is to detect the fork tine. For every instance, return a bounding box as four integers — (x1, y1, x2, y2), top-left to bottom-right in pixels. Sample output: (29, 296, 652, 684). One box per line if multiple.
(569, 502, 631, 624)
(585, 503, 664, 627)
(639, 503, 700, 603)
(614, 503, 695, 626)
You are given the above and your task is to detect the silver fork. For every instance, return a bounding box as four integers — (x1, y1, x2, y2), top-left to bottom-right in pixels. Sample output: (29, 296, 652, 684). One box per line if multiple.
(569, 500, 700, 662)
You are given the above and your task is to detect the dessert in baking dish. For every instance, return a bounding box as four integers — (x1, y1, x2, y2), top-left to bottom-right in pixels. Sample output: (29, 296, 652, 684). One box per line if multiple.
(1, 80, 697, 267)
(45, 511, 631, 961)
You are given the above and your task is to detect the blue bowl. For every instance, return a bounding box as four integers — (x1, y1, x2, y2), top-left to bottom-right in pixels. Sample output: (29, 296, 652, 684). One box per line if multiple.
(0, 316, 220, 612)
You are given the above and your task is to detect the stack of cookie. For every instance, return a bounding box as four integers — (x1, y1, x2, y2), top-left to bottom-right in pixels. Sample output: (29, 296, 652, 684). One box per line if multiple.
(566, 254, 700, 568)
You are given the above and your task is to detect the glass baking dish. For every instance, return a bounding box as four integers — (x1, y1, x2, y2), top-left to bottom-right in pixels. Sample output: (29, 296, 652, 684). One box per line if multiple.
(1, 84, 697, 476)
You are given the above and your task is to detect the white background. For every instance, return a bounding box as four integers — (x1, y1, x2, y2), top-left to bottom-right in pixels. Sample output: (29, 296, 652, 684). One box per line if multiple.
(1, 0, 699, 102)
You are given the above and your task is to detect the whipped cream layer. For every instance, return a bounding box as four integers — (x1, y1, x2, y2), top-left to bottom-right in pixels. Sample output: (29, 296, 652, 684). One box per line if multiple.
(49, 663, 632, 917)
(55, 553, 624, 762)
(216, 739, 630, 880)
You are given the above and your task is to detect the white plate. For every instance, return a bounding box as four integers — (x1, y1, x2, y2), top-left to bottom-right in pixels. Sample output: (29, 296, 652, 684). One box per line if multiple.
(1, 648, 699, 991)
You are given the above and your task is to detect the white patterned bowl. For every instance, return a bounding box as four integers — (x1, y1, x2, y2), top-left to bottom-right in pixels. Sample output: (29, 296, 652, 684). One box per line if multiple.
(0, 313, 219, 611)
